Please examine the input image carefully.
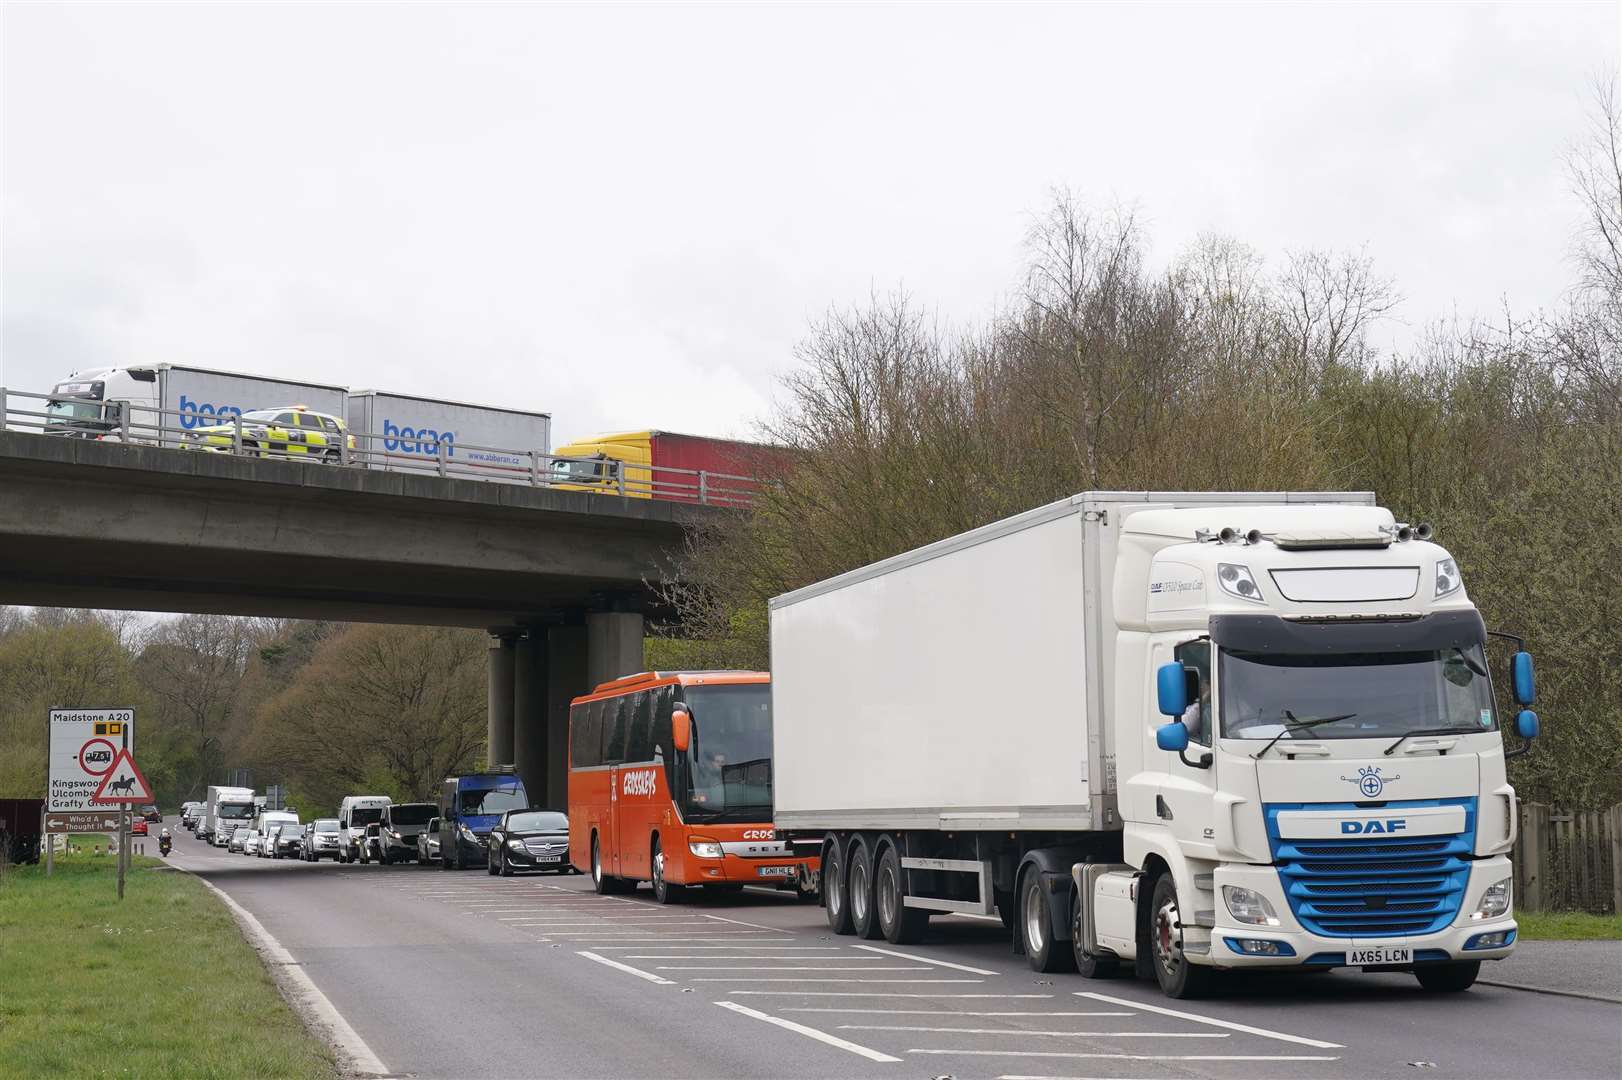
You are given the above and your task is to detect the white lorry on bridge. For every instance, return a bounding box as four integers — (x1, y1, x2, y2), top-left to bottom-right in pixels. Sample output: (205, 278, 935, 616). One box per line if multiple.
(44, 364, 348, 447)
(345, 389, 551, 481)
(770, 491, 1539, 998)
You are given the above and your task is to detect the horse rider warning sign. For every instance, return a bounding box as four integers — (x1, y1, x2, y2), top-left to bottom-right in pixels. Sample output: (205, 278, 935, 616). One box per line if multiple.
(92, 749, 154, 804)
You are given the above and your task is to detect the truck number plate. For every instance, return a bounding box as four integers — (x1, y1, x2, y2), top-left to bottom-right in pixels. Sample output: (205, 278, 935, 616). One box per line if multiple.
(1350, 946, 1411, 966)
(756, 865, 797, 878)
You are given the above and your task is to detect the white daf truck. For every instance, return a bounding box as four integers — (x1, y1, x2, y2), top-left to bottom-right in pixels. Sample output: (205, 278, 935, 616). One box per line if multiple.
(770, 492, 1538, 998)
(201, 785, 257, 847)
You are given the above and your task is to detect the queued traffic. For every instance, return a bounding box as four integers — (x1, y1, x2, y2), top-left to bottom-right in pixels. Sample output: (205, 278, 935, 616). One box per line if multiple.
(170, 493, 1542, 1002)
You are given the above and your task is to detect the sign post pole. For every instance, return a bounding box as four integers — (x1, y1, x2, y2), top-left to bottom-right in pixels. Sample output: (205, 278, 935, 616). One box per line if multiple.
(117, 807, 127, 901)
(44, 813, 53, 877)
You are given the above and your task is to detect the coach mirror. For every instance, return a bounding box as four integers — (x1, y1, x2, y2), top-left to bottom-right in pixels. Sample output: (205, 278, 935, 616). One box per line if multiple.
(672, 707, 691, 753)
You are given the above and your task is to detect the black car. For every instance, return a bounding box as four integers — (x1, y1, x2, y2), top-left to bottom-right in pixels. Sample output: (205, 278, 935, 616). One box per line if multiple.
(141, 804, 162, 823)
(486, 809, 570, 876)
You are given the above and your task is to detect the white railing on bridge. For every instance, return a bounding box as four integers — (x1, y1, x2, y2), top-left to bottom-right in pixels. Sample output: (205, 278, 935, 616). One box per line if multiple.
(0, 387, 761, 508)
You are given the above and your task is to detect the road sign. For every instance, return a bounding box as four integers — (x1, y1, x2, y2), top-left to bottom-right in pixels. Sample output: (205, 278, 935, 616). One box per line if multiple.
(48, 709, 136, 813)
(45, 811, 124, 833)
(92, 749, 154, 804)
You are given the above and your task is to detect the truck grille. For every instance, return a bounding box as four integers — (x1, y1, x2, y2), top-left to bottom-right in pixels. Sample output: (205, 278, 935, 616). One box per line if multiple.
(1264, 799, 1476, 939)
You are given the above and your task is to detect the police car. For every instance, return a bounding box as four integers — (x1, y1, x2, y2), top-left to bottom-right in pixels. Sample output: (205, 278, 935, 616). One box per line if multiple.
(182, 406, 356, 461)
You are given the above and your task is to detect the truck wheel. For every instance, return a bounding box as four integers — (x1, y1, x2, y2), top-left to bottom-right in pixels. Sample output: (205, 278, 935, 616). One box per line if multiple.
(1020, 865, 1075, 973)
(651, 839, 685, 904)
(1149, 874, 1213, 998)
(822, 836, 854, 935)
(996, 889, 1016, 932)
(1414, 961, 1480, 993)
(875, 842, 929, 945)
(1070, 889, 1118, 978)
(848, 836, 883, 940)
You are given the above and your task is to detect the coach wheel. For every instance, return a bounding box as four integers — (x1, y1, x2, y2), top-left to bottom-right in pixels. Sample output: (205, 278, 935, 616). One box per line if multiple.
(652, 839, 685, 904)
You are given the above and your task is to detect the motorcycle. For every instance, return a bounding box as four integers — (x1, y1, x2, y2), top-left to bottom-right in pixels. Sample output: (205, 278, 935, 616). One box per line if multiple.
(159, 829, 172, 858)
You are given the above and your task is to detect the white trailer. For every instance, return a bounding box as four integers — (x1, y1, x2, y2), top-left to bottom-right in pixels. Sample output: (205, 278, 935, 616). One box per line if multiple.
(771, 491, 1539, 998)
(346, 390, 551, 483)
(45, 364, 348, 447)
(202, 785, 256, 847)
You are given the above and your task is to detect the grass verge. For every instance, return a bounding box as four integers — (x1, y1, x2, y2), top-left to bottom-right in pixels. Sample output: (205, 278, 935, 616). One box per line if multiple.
(1516, 910, 1622, 940)
(0, 851, 338, 1079)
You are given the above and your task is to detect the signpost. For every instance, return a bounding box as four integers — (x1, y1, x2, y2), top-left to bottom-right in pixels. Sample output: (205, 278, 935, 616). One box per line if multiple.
(45, 708, 136, 880)
(91, 748, 154, 902)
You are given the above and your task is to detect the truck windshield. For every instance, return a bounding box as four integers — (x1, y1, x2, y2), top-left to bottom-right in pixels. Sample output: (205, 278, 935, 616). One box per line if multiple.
(218, 803, 255, 819)
(1220, 645, 1496, 740)
(458, 786, 526, 815)
(46, 400, 103, 421)
(551, 458, 608, 483)
(683, 684, 773, 822)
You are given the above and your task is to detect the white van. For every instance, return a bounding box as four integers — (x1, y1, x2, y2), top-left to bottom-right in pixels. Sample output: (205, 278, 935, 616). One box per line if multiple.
(337, 795, 391, 864)
(254, 811, 300, 858)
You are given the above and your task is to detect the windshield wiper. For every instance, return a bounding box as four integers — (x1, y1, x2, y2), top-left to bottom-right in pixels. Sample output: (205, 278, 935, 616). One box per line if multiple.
(1251, 710, 1359, 760)
(1383, 725, 1480, 756)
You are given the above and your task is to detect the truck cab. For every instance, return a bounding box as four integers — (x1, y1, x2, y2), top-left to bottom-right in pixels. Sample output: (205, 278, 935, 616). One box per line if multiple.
(1086, 503, 1535, 996)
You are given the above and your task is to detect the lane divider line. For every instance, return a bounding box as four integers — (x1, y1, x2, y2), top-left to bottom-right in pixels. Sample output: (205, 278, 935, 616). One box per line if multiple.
(911, 1049, 1340, 1062)
(788, 1009, 1133, 1017)
(1073, 991, 1345, 1049)
(714, 1001, 901, 1063)
(577, 950, 675, 985)
(852, 943, 999, 975)
(841, 1026, 1226, 1038)
(727, 992, 1054, 998)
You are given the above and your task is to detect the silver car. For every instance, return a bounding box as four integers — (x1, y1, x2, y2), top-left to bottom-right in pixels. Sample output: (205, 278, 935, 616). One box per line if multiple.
(240, 829, 263, 856)
(416, 817, 442, 865)
(303, 819, 341, 861)
(228, 826, 252, 853)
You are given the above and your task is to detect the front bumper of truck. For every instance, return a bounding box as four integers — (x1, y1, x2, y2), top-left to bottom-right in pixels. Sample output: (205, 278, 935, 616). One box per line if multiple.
(1206, 858, 1517, 969)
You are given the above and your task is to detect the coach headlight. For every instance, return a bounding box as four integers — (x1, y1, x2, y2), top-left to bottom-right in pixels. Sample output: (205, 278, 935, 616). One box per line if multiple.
(688, 839, 723, 859)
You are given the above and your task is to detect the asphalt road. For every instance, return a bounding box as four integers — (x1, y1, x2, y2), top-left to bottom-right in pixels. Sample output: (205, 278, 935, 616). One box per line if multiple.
(169, 823, 1622, 1080)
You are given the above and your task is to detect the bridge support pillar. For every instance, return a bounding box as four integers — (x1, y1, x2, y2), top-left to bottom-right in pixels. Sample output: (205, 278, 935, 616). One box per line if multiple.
(512, 630, 547, 806)
(486, 632, 516, 768)
(587, 610, 644, 688)
(544, 625, 589, 809)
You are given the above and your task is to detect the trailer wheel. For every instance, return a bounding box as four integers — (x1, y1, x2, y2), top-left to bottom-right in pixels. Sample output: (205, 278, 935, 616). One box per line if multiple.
(1020, 865, 1076, 973)
(822, 835, 854, 934)
(1070, 889, 1118, 978)
(848, 836, 883, 940)
(875, 842, 929, 945)
(1149, 874, 1213, 998)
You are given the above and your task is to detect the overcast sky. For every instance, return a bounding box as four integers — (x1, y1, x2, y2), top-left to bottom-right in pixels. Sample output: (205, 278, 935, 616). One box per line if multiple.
(3, 2, 1615, 446)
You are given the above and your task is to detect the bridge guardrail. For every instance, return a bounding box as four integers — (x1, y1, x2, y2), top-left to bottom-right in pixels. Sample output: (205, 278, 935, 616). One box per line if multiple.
(0, 387, 761, 508)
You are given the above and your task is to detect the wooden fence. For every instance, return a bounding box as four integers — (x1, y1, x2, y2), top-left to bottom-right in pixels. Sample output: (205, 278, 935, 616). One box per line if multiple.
(1512, 803, 1622, 914)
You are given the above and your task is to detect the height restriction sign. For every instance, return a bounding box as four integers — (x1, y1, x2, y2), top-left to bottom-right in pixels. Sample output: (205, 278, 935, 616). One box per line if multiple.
(48, 709, 136, 813)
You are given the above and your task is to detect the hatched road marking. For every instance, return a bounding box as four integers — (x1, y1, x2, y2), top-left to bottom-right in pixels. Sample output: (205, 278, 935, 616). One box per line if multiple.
(1074, 991, 1345, 1049)
(714, 1001, 902, 1064)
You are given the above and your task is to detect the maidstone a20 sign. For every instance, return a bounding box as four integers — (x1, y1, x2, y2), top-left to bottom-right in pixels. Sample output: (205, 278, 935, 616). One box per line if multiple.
(48, 709, 136, 814)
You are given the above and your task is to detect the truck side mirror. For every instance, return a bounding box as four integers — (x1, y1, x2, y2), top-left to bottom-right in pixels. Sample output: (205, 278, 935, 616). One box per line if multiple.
(1515, 709, 1539, 740)
(1155, 721, 1189, 753)
(1512, 652, 1536, 705)
(672, 709, 691, 753)
(1156, 663, 1188, 717)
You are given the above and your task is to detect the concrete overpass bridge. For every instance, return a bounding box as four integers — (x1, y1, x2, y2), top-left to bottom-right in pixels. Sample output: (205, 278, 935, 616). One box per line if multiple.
(0, 430, 721, 807)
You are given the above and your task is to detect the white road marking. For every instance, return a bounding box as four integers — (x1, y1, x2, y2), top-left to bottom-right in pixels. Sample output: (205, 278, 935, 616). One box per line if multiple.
(627, 955, 871, 960)
(1074, 992, 1345, 1049)
(698, 977, 983, 983)
(843, 1026, 1226, 1039)
(658, 965, 930, 971)
(714, 1001, 901, 1064)
(577, 950, 675, 985)
(852, 943, 1000, 975)
(787, 1009, 1134, 1017)
(728, 991, 1052, 998)
(700, 913, 789, 932)
(913, 1050, 1339, 1062)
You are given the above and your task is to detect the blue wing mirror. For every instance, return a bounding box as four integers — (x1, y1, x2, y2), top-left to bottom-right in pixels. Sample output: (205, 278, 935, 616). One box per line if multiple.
(1515, 709, 1539, 740)
(1156, 662, 1188, 717)
(1512, 652, 1536, 706)
(1156, 722, 1190, 752)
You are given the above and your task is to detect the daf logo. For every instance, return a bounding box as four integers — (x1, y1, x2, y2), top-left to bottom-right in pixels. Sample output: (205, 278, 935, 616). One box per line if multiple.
(1341, 765, 1399, 798)
(1342, 819, 1408, 834)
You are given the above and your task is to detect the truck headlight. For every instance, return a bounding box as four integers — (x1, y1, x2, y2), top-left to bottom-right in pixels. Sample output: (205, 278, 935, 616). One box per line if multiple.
(688, 839, 723, 859)
(1217, 563, 1264, 603)
(1435, 557, 1461, 598)
(1472, 878, 1511, 919)
(1223, 885, 1281, 926)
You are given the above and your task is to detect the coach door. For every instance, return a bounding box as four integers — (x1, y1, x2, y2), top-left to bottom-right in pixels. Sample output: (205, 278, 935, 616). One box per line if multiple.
(602, 695, 630, 877)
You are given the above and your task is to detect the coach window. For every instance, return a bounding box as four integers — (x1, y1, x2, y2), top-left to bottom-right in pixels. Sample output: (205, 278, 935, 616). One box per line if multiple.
(652, 686, 677, 787)
(624, 691, 654, 763)
(571, 702, 600, 768)
(601, 696, 629, 766)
